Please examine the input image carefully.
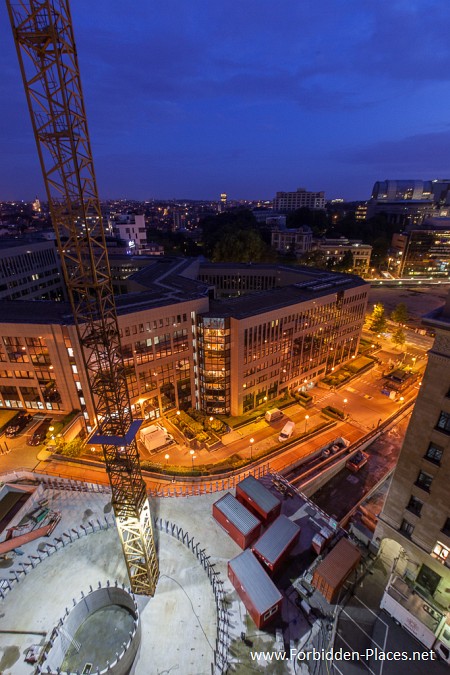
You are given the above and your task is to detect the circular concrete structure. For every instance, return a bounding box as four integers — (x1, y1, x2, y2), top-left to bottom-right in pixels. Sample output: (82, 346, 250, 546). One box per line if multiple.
(38, 585, 140, 675)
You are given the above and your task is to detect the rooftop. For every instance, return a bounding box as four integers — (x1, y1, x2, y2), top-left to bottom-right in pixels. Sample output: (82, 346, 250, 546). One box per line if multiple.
(213, 493, 260, 536)
(252, 514, 301, 564)
(228, 549, 283, 612)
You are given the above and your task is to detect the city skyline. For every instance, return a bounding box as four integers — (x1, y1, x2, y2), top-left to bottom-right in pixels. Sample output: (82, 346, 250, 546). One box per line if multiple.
(1, 1, 450, 201)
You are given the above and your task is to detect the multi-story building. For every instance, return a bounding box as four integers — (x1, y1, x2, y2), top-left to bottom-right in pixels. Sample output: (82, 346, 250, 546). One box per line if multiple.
(368, 179, 450, 226)
(271, 226, 313, 256)
(375, 296, 450, 608)
(395, 224, 450, 278)
(315, 239, 372, 275)
(111, 213, 147, 252)
(0, 239, 65, 301)
(273, 188, 326, 212)
(0, 259, 368, 423)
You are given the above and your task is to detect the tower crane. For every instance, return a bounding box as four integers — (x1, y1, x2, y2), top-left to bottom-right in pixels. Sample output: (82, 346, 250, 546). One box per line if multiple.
(6, 0, 159, 595)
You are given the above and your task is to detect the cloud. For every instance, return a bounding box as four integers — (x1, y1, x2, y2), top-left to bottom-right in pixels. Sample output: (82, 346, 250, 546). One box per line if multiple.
(340, 129, 450, 173)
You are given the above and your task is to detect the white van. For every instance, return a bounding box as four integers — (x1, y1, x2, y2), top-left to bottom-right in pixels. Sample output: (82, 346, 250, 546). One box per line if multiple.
(278, 420, 295, 442)
(265, 409, 283, 423)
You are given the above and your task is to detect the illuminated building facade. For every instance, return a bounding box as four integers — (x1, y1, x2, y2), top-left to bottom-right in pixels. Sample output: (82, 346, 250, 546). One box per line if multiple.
(375, 297, 450, 607)
(0, 259, 368, 422)
(273, 187, 325, 212)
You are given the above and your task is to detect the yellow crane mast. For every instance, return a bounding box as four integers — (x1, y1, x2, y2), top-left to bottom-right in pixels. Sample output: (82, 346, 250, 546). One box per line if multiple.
(6, 0, 159, 595)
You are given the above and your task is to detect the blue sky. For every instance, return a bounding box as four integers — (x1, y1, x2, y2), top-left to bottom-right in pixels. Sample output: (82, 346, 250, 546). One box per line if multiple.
(1, 0, 450, 201)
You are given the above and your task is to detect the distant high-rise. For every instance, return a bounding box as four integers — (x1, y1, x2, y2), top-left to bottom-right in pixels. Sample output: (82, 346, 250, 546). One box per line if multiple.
(219, 193, 227, 212)
(273, 187, 325, 212)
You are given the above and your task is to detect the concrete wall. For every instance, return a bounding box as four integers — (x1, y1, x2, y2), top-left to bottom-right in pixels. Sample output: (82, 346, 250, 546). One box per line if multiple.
(39, 584, 140, 675)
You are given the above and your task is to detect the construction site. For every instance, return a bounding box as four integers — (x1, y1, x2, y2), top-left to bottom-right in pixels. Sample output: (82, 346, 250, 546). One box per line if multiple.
(0, 464, 379, 674)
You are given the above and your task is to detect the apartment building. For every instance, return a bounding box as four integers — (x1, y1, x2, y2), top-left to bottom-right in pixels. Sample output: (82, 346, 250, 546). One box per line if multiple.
(273, 188, 326, 212)
(375, 295, 450, 608)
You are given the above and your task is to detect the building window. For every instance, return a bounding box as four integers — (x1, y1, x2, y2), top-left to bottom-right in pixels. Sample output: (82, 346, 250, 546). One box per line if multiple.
(415, 471, 433, 492)
(441, 518, 450, 537)
(400, 519, 414, 538)
(425, 443, 443, 465)
(406, 495, 423, 517)
(436, 411, 450, 434)
(431, 542, 450, 565)
(263, 605, 278, 621)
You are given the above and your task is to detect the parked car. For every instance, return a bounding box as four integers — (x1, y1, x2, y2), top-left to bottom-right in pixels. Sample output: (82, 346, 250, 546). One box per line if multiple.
(346, 451, 369, 473)
(278, 420, 295, 442)
(27, 418, 53, 446)
(5, 413, 32, 438)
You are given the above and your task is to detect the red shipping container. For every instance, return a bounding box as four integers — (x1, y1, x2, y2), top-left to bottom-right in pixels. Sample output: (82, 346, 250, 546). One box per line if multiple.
(213, 493, 261, 549)
(252, 514, 300, 574)
(228, 550, 283, 629)
(236, 475, 281, 524)
(312, 538, 361, 603)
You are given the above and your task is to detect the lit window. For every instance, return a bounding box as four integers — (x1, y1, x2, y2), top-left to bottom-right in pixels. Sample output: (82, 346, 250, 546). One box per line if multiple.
(432, 542, 450, 564)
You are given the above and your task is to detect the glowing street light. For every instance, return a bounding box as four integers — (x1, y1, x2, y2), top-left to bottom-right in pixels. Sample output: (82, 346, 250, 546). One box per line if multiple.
(304, 414, 310, 433)
(249, 437, 255, 460)
(189, 449, 195, 469)
(164, 453, 170, 474)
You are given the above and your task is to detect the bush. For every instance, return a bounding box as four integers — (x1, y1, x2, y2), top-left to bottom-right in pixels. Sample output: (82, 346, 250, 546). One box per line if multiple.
(59, 437, 84, 458)
(322, 405, 345, 420)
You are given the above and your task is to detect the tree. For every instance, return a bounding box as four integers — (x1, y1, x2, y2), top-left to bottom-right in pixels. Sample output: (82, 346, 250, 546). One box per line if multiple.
(392, 327, 406, 348)
(391, 303, 408, 325)
(212, 227, 273, 263)
(369, 303, 387, 333)
(334, 250, 354, 272)
(299, 249, 328, 269)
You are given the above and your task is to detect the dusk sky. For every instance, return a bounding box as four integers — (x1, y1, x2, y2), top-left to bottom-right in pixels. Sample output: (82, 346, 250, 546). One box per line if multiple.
(1, 0, 450, 202)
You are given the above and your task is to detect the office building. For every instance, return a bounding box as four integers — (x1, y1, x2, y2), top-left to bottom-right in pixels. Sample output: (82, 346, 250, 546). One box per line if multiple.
(0, 239, 65, 302)
(368, 179, 450, 225)
(0, 259, 368, 423)
(375, 296, 450, 608)
(273, 188, 326, 212)
(395, 224, 450, 278)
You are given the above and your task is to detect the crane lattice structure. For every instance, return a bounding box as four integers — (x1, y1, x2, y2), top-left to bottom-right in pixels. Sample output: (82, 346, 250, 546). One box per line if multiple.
(6, 0, 159, 595)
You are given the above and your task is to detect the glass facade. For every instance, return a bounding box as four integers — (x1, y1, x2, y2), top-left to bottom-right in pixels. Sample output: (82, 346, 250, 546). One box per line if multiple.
(0, 334, 62, 410)
(197, 317, 231, 414)
(402, 230, 450, 277)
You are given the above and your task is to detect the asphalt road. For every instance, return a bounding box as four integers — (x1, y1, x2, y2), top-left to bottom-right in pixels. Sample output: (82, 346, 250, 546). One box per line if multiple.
(310, 414, 411, 523)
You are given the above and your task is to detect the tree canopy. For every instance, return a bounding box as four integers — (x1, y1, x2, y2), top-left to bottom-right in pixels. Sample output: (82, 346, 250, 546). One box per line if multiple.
(392, 327, 406, 348)
(369, 303, 387, 333)
(391, 303, 409, 325)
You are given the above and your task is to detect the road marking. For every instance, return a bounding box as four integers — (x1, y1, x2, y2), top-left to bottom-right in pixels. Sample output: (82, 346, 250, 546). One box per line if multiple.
(379, 613, 389, 675)
(341, 609, 383, 649)
(354, 596, 388, 627)
(335, 631, 377, 675)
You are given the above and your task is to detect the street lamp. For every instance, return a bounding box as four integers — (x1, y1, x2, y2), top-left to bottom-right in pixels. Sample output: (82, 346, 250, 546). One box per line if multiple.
(190, 449, 195, 469)
(304, 414, 309, 433)
(164, 453, 170, 474)
(249, 437, 254, 460)
(343, 398, 348, 416)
